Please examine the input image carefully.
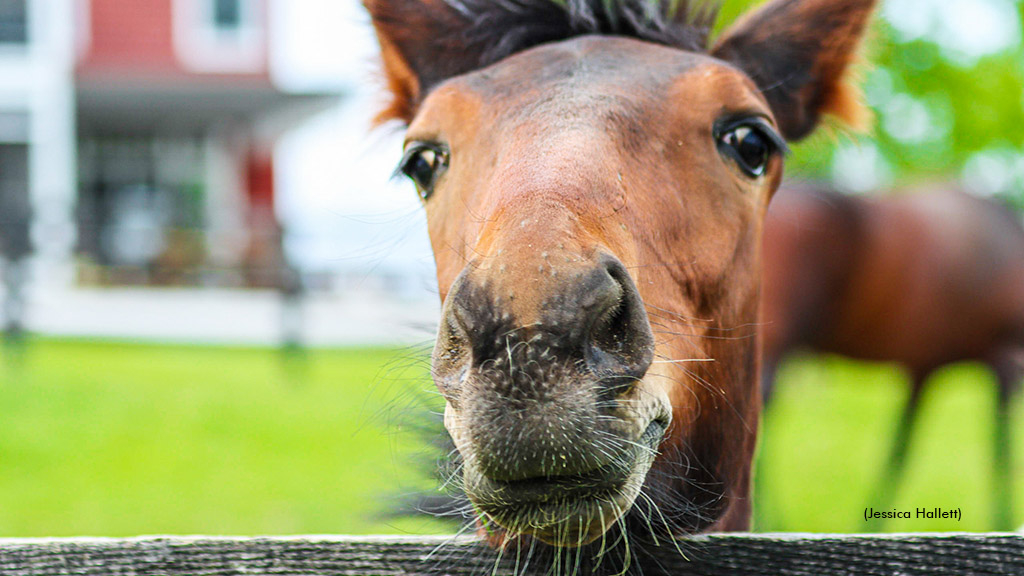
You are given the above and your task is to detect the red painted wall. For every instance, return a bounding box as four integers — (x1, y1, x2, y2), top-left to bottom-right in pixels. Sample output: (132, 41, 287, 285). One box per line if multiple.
(78, 0, 270, 78)
(80, 0, 181, 72)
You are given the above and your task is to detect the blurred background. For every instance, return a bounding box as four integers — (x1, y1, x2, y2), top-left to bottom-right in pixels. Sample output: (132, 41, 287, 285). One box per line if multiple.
(0, 0, 1022, 537)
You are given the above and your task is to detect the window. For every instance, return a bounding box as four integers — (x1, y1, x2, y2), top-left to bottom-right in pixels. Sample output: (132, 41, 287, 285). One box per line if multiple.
(0, 0, 27, 44)
(213, 0, 241, 31)
(174, 0, 265, 74)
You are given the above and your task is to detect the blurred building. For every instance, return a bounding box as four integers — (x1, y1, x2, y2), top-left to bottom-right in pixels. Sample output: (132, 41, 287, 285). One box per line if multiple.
(75, 0, 334, 288)
(0, 0, 334, 294)
(0, 0, 439, 346)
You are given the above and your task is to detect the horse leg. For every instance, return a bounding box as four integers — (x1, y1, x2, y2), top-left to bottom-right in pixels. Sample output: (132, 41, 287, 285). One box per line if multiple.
(866, 372, 926, 532)
(989, 353, 1020, 531)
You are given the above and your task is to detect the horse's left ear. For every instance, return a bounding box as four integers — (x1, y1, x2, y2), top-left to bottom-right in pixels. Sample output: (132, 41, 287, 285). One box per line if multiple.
(712, 0, 878, 141)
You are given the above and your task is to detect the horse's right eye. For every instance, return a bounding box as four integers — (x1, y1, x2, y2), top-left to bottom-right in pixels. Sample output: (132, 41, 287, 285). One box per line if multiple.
(398, 143, 449, 200)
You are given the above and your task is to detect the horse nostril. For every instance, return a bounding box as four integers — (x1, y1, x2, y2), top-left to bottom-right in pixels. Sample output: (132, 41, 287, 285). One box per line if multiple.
(585, 256, 655, 394)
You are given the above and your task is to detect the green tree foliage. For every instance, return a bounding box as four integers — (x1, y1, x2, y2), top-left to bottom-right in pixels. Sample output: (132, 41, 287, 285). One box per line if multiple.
(716, 0, 1024, 203)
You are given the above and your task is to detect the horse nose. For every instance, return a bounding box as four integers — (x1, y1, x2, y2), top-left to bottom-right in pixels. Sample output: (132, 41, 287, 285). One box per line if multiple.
(448, 253, 655, 395)
(439, 254, 656, 481)
(583, 255, 656, 394)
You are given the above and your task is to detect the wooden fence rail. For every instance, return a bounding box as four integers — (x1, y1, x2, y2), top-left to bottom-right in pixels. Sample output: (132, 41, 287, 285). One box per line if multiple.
(1, 534, 1022, 576)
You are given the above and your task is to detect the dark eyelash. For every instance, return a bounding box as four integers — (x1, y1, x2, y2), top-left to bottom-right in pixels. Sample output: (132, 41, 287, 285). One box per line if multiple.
(393, 142, 448, 180)
(715, 116, 790, 156)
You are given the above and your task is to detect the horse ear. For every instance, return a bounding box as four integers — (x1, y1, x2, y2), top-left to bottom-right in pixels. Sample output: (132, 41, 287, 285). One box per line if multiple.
(711, 0, 877, 141)
(363, 0, 472, 125)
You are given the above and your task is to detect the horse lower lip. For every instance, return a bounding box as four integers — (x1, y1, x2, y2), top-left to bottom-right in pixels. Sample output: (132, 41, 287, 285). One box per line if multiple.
(497, 468, 626, 502)
(470, 457, 633, 509)
(474, 420, 665, 505)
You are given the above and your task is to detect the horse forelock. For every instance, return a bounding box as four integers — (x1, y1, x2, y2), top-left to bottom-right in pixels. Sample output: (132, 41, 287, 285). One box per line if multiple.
(450, 0, 721, 67)
(366, 0, 722, 123)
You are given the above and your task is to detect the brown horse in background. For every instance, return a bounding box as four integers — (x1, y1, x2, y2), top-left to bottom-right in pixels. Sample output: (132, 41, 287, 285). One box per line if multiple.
(761, 183, 1024, 530)
(364, 0, 877, 571)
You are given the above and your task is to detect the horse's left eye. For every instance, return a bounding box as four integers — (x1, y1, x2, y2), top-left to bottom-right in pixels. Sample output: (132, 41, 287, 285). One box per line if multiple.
(715, 120, 785, 178)
(398, 143, 449, 200)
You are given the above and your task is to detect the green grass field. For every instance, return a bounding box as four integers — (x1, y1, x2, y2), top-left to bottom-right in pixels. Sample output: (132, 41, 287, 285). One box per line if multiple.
(758, 357, 1022, 532)
(0, 339, 448, 537)
(0, 339, 1020, 537)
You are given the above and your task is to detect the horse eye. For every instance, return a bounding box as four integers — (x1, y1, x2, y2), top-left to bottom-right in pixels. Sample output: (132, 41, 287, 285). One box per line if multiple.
(399, 143, 449, 200)
(716, 123, 779, 178)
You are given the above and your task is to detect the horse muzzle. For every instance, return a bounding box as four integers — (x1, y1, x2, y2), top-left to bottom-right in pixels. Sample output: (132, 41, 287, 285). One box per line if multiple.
(431, 252, 670, 544)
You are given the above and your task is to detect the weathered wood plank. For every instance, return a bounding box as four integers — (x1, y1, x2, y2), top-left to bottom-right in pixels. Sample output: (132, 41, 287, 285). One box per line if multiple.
(1, 534, 1022, 576)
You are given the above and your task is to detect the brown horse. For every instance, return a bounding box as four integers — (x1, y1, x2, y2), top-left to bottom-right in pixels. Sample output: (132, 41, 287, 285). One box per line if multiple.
(761, 183, 1024, 530)
(364, 0, 877, 566)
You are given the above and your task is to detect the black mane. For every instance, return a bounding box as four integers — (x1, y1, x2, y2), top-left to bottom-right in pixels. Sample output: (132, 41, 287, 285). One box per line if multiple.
(451, 0, 720, 70)
(369, 0, 722, 99)
(367, 0, 729, 123)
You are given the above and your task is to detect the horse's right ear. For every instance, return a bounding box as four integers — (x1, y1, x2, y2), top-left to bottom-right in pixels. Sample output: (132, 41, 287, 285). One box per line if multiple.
(712, 0, 878, 141)
(363, 0, 471, 125)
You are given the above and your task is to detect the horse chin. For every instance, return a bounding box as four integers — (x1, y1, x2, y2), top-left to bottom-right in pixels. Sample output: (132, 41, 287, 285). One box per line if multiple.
(488, 490, 638, 547)
(464, 420, 665, 547)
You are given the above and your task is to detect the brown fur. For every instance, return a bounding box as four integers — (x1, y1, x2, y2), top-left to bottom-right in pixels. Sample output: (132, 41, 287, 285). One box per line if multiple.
(364, 0, 720, 125)
(763, 184, 1024, 378)
(365, 0, 878, 562)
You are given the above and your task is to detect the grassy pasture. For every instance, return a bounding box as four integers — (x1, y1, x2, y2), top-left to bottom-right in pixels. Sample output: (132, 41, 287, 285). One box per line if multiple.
(0, 339, 447, 537)
(0, 339, 1019, 536)
(758, 356, 1020, 532)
